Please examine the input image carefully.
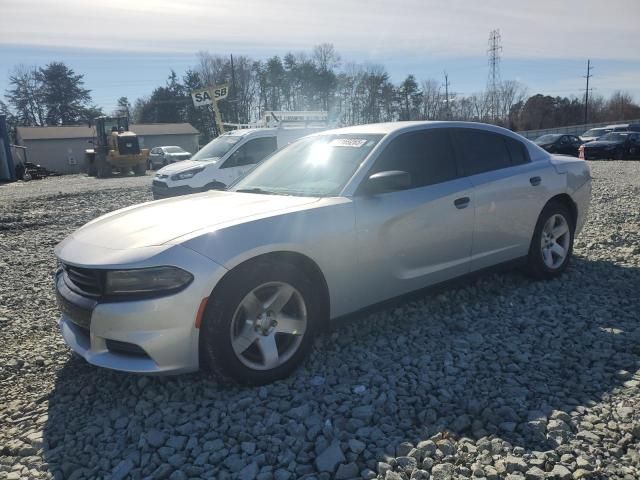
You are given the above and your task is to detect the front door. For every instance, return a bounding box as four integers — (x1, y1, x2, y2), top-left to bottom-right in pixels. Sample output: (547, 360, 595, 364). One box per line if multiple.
(354, 128, 475, 306)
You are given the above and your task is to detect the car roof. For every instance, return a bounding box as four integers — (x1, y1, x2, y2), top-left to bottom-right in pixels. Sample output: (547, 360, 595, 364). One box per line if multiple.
(317, 121, 525, 138)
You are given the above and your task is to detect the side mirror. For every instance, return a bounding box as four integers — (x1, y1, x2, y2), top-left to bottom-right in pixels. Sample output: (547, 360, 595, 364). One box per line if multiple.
(365, 170, 411, 194)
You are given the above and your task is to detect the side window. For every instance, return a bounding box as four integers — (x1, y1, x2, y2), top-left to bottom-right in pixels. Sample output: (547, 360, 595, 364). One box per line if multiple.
(504, 137, 530, 166)
(369, 129, 458, 189)
(221, 137, 278, 168)
(559, 136, 569, 144)
(452, 129, 514, 175)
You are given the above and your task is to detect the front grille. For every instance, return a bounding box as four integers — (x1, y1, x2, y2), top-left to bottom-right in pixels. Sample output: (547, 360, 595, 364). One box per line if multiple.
(63, 264, 103, 296)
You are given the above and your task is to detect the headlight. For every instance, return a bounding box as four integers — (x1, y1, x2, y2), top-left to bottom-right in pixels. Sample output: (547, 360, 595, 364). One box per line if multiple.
(105, 266, 193, 296)
(171, 167, 204, 181)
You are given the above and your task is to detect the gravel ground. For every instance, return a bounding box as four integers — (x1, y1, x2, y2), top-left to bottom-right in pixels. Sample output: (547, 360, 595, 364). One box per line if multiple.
(0, 164, 639, 480)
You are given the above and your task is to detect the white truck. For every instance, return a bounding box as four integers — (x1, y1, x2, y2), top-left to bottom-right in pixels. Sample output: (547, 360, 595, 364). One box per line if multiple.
(151, 127, 324, 199)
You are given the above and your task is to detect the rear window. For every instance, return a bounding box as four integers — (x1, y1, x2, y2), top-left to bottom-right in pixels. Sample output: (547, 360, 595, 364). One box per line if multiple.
(451, 129, 512, 176)
(505, 137, 530, 165)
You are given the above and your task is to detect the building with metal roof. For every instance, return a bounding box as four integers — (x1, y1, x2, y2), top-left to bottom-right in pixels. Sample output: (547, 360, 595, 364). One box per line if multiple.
(16, 123, 200, 174)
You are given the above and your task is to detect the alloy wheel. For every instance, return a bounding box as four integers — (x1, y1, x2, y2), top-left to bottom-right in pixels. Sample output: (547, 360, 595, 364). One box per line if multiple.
(540, 213, 571, 269)
(229, 282, 307, 371)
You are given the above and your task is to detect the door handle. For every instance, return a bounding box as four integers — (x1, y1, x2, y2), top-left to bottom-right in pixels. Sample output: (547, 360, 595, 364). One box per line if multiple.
(530, 176, 542, 186)
(454, 197, 470, 209)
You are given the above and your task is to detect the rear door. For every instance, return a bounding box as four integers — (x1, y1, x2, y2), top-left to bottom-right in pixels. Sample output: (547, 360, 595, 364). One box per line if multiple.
(451, 129, 554, 271)
(354, 128, 475, 306)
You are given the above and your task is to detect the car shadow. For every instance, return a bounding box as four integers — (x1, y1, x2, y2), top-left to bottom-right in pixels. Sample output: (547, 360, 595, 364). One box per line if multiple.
(41, 256, 640, 478)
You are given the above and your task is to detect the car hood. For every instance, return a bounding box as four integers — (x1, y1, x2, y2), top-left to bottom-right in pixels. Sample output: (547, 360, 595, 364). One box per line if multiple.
(57, 191, 320, 250)
(157, 159, 219, 175)
(584, 140, 620, 148)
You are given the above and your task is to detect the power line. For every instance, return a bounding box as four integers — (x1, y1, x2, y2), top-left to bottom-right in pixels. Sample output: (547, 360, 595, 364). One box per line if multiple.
(583, 59, 594, 123)
(486, 29, 502, 122)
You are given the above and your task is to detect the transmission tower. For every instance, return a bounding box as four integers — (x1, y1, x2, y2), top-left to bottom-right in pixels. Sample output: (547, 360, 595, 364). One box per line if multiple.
(487, 29, 502, 122)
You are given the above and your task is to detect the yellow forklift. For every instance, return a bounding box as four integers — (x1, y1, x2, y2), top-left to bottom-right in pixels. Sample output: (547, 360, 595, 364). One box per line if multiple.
(85, 116, 149, 177)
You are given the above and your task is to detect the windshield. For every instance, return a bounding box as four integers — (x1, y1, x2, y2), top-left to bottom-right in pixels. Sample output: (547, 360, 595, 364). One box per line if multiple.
(164, 146, 186, 153)
(535, 134, 561, 144)
(191, 134, 242, 161)
(599, 133, 628, 142)
(582, 128, 609, 137)
(232, 134, 383, 197)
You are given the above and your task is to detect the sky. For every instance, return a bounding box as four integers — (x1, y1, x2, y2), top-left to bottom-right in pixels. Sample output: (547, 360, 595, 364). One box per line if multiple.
(1, 0, 639, 114)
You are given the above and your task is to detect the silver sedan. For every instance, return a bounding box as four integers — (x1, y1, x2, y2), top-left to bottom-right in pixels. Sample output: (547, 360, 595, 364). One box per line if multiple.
(54, 121, 591, 384)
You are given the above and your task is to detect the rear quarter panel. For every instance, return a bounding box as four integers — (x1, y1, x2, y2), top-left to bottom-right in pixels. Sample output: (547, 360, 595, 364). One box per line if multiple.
(550, 155, 592, 235)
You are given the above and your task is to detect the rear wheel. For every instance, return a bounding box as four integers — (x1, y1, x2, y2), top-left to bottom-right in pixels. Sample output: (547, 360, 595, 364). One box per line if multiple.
(525, 201, 574, 279)
(200, 260, 320, 384)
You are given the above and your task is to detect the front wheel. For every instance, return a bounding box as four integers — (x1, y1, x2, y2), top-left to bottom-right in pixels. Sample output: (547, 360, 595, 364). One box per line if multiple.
(200, 261, 320, 384)
(525, 201, 574, 279)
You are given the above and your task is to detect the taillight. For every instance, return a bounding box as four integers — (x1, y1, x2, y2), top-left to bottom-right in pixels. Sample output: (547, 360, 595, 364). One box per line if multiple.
(578, 145, 585, 160)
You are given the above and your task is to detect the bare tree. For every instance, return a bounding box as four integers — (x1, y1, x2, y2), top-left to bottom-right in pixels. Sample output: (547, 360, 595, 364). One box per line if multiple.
(420, 79, 442, 120)
(5, 65, 46, 126)
(497, 80, 527, 125)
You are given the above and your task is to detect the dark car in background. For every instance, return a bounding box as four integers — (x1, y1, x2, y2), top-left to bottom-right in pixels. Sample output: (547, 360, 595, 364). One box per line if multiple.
(581, 132, 640, 160)
(148, 146, 192, 170)
(534, 134, 583, 156)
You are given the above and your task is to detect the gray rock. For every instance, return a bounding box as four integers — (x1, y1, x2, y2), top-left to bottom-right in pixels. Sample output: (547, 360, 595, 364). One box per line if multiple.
(348, 439, 366, 454)
(146, 429, 168, 448)
(431, 463, 454, 480)
(166, 435, 187, 450)
(239, 462, 259, 480)
(335, 462, 359, 479)
(242, 441, 257, 455)
(110, 459, 134, 480)
(524, 467, 546, 480)
(549, 464, 572, 479)
(505, 455, 527, 473)
(315, 442, 346, 473)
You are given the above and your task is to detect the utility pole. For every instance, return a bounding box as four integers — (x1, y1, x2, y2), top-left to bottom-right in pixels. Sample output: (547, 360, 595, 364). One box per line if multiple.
(583, 59, 593, 124)
(230, 54, 238, 124)
(443, 71, 451, 120)
(487, 29, 502, 123)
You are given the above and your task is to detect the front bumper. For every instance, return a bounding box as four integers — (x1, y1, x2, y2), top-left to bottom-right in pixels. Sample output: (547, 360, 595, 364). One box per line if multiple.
(152, 180, 215, 199)
(54, 248, 229, 375)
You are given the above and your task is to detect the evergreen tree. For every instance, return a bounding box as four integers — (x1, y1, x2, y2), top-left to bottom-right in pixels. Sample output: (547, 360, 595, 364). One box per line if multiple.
(39, 62, 92, 125)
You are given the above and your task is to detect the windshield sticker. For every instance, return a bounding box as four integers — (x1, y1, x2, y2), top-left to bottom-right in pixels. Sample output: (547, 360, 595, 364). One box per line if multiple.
(329, 138, 368, 148)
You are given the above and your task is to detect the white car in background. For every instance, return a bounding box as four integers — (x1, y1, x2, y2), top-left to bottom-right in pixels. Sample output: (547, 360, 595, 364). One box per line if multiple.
(152, 127, 324, 199)
(579, 127, 612, 143)
(148, 146, 192, 170)
(54, 121, 591, 384)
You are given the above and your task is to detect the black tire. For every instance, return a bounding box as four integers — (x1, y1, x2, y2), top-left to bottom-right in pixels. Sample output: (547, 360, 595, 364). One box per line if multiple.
(200, 260, 320, 385)
(96, 164, 111, 178)
(525, 201, 575, 279)
(133, 163, 146, 176)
